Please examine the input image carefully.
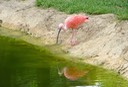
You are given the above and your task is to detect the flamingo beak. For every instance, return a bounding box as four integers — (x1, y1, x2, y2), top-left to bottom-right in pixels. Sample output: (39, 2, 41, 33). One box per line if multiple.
(56, 27, 62, 44)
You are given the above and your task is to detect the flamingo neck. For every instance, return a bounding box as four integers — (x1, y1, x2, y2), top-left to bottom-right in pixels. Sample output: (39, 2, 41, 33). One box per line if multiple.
(63, 25, 67, 30)
(59, 23, 67, 31)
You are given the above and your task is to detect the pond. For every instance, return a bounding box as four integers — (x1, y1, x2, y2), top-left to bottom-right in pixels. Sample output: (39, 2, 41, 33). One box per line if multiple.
(0, 27, 128, 87)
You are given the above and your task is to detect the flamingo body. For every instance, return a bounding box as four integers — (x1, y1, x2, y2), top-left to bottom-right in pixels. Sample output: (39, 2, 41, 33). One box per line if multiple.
(64, 15, 88, 29)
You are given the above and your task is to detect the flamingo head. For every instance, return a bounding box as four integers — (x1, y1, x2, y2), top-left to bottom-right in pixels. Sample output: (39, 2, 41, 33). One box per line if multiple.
(58, 23, 64, 29)
(84, 16, 89, 22)
(56, 23, 64, 44)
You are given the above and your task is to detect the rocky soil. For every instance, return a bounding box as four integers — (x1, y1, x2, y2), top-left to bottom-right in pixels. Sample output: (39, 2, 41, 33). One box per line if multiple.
(0, 0, 128, 78)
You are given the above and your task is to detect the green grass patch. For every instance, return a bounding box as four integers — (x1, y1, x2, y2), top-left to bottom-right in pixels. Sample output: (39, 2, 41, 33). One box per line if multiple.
(36, 0, 128, 20)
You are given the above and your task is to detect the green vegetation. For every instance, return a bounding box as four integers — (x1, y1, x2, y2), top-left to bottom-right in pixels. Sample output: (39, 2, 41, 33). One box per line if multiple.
(36, 0, 128, 20)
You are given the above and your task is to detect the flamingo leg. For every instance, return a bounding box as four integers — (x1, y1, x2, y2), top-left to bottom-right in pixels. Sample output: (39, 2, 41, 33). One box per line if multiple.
(70, 29, 78, 46)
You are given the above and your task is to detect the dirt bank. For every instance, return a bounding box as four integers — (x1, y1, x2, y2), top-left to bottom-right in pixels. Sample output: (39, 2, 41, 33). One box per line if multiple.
(0, 0, 128, 78)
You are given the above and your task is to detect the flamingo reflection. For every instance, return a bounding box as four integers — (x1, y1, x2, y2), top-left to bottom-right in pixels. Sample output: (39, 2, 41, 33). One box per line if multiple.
(58, 66, 88, 81)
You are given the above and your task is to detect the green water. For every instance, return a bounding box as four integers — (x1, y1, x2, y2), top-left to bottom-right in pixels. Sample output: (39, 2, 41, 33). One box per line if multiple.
(0, 28, 128, 87)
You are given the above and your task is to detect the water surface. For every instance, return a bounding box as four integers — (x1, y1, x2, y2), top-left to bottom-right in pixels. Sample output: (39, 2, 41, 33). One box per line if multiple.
(0, 28, 128, 87)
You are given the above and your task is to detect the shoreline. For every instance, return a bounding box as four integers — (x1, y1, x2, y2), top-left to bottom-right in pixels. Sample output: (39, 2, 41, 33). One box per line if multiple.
(0, 0, 128, 79)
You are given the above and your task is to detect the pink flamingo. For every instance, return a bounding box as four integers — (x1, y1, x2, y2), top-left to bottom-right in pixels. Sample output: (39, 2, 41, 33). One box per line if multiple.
(56, 15, 89, 45)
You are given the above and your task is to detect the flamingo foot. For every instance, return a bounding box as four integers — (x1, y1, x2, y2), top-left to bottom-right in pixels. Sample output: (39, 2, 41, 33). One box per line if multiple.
(70, 39, 79, 46)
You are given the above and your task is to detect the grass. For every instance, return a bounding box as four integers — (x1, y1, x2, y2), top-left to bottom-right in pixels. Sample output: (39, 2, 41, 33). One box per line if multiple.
(36, 0, 128, 20)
